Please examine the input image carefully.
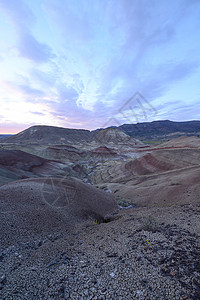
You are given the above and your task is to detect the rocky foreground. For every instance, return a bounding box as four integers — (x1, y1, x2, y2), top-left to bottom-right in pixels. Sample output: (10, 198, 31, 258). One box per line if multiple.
(1, 204, 200, 300)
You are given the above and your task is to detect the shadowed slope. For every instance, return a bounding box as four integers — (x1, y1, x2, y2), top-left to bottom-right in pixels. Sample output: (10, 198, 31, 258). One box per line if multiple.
(0, 149, 78, 185)
(0, 177, 118, 249)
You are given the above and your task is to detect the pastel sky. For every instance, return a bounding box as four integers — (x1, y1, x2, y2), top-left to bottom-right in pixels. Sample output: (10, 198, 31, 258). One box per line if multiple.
(0, 0, 200, 133)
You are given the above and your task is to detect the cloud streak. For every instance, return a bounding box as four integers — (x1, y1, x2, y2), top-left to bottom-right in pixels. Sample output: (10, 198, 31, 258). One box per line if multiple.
(0, 0, 55, 63)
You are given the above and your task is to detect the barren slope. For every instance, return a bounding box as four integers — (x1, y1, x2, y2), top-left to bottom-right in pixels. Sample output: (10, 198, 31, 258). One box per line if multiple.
(107, 165, 200, 207)
(0, 177, 118, 249)
(93, 127, 144, 146)
(158, 135, 200, 148)
(0, 149, 78, 185)
(3, 125, 93, 144)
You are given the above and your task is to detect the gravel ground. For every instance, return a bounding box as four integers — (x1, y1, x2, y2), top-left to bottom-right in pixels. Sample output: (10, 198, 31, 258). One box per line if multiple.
(0, 204, 200, 300)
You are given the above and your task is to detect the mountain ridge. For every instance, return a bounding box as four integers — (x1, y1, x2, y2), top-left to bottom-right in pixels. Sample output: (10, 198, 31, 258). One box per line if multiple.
(2, 120, 200, 144)
(119, 120, 200, 140)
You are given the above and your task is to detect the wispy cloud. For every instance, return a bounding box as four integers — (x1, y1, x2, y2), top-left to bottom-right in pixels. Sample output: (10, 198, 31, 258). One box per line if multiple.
(0, 0, 55, 63)
(18, 32, 55, 63)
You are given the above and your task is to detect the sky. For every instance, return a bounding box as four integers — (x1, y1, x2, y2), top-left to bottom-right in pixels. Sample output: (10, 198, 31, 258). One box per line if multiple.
(0, 0, 200, 133)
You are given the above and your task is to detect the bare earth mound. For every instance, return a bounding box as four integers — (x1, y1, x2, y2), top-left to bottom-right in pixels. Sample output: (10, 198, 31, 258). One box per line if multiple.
(159, 135, 200, 148)
(0, 177, 118, 250)
(0, 150, 72, 185)
(124, 148, 200, 175)
(108, 165, 200, 207)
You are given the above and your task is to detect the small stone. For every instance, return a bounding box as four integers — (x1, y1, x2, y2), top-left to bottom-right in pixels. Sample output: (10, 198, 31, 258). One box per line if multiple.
(141, 278, 148, 286)
(101, 288, 106, 294)
(136, 290, 143, 296)
(92, 279, 97, 284)
(84, 289, 88, 296)
(38, 240, 43, 247)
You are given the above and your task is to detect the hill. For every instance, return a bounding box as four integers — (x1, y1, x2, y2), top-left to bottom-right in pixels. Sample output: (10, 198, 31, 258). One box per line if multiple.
(0, 177, 118, 249)
(2, 121, 200, 144)
(92, 127, 144, 146)
(0, 149, 78, 185)
(3, 125, 92, 144)
(158, 135, 200, 148)
(2, 125, 144, 147)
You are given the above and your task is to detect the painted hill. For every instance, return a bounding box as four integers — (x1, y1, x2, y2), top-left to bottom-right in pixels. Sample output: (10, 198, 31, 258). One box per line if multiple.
(3, 125, 93, 144)
(0, 149, 74, 185)
(2, 120, 200, 145)
(93, 127, 144, 146)
(3, 125, 145, 147)
(124, 148, 200, 176)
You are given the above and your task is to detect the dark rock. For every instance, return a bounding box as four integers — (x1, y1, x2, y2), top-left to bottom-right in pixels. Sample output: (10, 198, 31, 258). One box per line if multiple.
(141, 278, 148, 286)
(106, 252, 118, 258)
(0, 275, 6, 290)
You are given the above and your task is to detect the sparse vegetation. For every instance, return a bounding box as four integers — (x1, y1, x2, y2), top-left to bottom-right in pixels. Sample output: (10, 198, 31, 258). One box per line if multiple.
(142, 215, 159, 232)
(116, 196, 133, 207)
(142, 140, 165, 144)
(170, 182, 181, 186)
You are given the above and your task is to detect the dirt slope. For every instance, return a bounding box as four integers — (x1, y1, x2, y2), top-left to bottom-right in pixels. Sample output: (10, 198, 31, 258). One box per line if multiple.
(107, 165, 200, 207)
(159, 135, 200, 148)
(0, 177, 118, 249)
(0, 150, 76, 185)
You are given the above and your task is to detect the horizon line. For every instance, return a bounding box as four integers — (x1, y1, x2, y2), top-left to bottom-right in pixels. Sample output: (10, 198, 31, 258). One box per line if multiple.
(1, 119, 200, 135)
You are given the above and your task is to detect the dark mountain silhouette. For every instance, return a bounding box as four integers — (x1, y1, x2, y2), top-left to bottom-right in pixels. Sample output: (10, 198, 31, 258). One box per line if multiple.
(0, 134, 12, 140)
(119, 120, 200, 139)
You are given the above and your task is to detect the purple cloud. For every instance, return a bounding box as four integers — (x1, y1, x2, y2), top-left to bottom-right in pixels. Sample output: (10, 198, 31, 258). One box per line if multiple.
(18, 32, 55, 63)
(0, 0, 55, 63)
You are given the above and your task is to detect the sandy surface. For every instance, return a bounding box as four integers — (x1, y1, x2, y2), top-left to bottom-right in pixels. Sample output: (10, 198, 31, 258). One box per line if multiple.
(0, 203, 200, 299)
